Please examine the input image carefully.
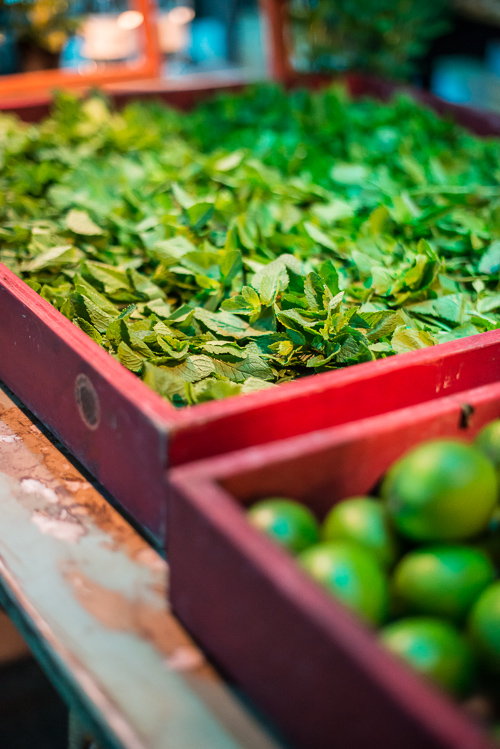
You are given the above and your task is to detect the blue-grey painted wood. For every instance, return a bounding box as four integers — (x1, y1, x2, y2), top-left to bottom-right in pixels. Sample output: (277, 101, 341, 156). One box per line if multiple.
(0, 385, 281, 749)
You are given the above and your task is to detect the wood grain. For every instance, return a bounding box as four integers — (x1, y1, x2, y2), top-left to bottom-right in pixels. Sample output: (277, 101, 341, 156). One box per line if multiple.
(0, 383, 279, 749)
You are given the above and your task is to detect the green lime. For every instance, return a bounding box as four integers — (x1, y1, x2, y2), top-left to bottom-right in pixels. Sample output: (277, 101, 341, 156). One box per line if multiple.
(322, 496, 398, 568)
(468, 582, 500, 669)
(392, 546, 495, 622)
(298, 541, 388, 625)
(247, 498, 319, 555)
(475, 420, 500, 481)
(380, 617, 475, 696)
(381, 439, 498, 542)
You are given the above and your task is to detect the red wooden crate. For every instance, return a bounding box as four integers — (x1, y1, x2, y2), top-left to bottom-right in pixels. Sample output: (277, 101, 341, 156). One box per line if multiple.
(2, 78, 500, 540)
(168, 383, 500, 749)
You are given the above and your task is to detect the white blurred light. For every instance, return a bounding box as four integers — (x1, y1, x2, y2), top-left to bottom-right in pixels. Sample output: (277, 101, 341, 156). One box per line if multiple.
(168, 6, 195, 25)
(117, 10, 144, 30)
(82, 15, 141, 61)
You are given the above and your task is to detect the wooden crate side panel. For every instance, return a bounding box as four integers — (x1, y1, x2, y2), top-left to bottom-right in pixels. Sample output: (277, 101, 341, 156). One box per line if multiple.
(217, 384, 500, 516)
(169, 385, 500, 748)
(169, 476, 492, 749)
(0, 264, 174, 538)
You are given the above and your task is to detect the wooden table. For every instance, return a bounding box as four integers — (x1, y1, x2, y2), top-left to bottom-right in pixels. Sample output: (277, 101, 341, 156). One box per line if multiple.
(0, 382, 282, 749)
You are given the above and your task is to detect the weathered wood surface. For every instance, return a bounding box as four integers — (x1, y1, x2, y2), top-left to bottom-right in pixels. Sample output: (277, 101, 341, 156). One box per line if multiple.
(0, 383, 281, 749)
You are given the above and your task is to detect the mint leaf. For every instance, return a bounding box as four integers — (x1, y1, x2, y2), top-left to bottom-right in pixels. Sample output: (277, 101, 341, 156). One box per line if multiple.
(3, 85, 500, 406)
(66, 209, 104, 236)
(187, 202, 214, 232)
(479, 241, 500, 275)
(392, 328, 436, 353)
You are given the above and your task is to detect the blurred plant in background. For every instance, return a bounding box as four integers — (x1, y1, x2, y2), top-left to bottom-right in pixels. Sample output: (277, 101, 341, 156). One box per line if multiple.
(0, 0, 80, 70)
(289, 0, 450, 80)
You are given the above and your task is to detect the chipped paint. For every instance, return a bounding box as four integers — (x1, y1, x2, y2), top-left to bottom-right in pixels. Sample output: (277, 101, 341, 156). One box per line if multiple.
(65, 480, 92, 493)
(21, 478, 59, 503)
(0, 394, 151, 560)
(31, 509, 86, 543)
(63, 567, 211, 676)
(0, 384, 280, 749)
(135, 547, 165, 572)
(0, 435, 20, 443)
(165, 647, 205, 673)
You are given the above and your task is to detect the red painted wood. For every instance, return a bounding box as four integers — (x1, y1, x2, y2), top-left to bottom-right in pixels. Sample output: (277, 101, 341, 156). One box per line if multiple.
(259, 0, 292, 82)
(170, 329, 500, 464)
(0, 264, 176, 537)
(169, 383, 500, 749)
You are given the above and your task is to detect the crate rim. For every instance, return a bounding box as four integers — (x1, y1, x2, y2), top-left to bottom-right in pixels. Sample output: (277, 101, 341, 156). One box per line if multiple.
(3, 261, 500, 434)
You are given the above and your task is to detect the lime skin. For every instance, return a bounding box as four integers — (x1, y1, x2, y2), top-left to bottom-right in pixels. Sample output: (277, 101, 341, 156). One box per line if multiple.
(475, 420, 500, 480)
(468, 582, 500, 670)
(392, 546, 495, 622)
(381, 439, 498, 542)
(298, 541, 388, 625)
(322, 496, 398, 568)
(380, 617, 475, 697)
(247, 498, 319, 555)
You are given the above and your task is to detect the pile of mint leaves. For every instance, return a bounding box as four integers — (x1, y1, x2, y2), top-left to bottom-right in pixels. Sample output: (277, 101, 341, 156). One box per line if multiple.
(1, 84, 500, 407)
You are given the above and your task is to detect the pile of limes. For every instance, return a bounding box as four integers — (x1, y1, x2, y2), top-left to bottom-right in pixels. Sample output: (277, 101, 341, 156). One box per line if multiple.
(247, 418, 500, 723)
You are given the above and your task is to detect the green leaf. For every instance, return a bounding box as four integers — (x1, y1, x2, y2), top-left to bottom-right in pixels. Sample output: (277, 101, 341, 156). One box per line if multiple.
(22, 245, 83, 272)
(70, 293, 116, 333)
(408, 294, 469, 324)
(128, 268, 164, 300)
(66, 209, 104, 236)
(318, 260, 340, 296)
(187, 202, 214, 231)
(73, 275, 120, 315)
(310, 199, 354, 224)
(303, 221, 338, 252)
(240, 376, 275, 393)
(213, 151, 245, 172)
(143, 362, 187, 399)
(212, 352, 273, 383)
(74, 317, 103, 344)
(152, 236, 197, 262)
(82, 262, 132, 296)
(194, 307, 251, 338)
(189, 378, 242, 403)
(221, 286, 261, 321)
(330, 163, 369, 185)
(145, 299, 172, 318)
(479, 241, 500, 275)
(201, 340, 247, 358)
(161, 355, 215, 382)
(117, 341, 146, 372)
(391, 327, 436, 353)
(252, 256, 300, 304)
(304, 272, 325, 310)
(277, 308, 319, 335)
(478, 295, 500, 314)
(220, 249, 243, 284)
